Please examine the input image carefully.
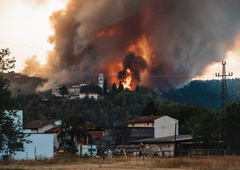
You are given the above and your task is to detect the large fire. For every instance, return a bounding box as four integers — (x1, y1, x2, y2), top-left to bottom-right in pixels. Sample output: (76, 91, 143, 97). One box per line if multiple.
(21, 0, 240, 92)
(121, 68, 133, 90)
(117, 35, 151, 91)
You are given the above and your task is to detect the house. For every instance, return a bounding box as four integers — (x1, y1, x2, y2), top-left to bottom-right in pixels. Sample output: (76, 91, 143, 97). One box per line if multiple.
(0, 110, 55, 160)
(68, 85, 80, 99)
(24, 119, 61, 150)
(53, 73, 105, 99)
(125, 115, 161, 127)
(131, 115, 192, 157)
(154, 116, 179, 138)
(24, 120, 61, 133)
(79, 93, 99, 99)
(52, 86, 62, 97)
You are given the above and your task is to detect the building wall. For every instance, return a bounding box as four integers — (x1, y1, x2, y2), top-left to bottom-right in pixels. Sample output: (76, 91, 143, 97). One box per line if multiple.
(38, 124, 54, 133)
(127, 122, 154, 127)
(154, 116, 179, 138)
(79, 93, 98, 99)
(158, 143, 175, 157)
(11, 133, 54, 160)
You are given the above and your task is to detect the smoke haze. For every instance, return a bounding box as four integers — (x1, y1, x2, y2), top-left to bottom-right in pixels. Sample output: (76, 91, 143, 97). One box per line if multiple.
(26, 0, 240, 91)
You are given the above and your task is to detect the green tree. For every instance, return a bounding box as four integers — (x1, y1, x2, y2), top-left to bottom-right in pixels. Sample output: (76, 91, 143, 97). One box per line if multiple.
(222, 102, 240, 151)
(0, 49, 30, 155)
(58, 115, 89, 154)
(0, 48, 16, 72)
(141, 101, 158, 116)
(80, 83, 102, 95)
(103, 78, 108, 95)
(112, 83, 117, 95)
(118, 81, 124, 93)
(59, 84, 69, 96)
(1, 110, 31, 155)
(186, 110, 218, 144)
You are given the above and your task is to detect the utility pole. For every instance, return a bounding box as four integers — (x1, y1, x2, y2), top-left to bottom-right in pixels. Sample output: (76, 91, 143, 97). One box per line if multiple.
(215, 61, 233, 114)
(215, 61, 233, 155)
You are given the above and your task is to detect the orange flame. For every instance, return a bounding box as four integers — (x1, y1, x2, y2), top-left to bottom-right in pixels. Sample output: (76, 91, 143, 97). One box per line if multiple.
(120, 35, 152, 90)
(127, 34, 151, 62)
(122, 68, 133, 90)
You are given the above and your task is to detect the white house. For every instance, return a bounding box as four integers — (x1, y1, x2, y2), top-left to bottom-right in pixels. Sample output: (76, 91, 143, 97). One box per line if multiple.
(11, 133, 54, 160)
(0, 110, 55, 160)
(24, 119, 61, 150)
(125, 116, 161, 127)
(154, 116, 179, 138)
(133, 115, 191, 157)
(79, 93, 99, 99)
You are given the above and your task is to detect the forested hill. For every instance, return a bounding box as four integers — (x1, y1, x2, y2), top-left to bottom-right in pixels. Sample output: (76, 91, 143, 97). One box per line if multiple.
(161, 79, 240, 109)
(0, 72, 46, 96)
(2, 72, 240, 109)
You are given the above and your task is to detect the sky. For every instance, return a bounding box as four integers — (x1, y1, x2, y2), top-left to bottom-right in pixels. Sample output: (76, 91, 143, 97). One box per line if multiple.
(0, 0, 240, 82)
(0, 0, 67, 71)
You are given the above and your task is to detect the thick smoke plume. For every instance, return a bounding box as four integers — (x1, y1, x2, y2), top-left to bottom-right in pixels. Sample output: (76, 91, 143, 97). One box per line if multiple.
(31, 0, 240, 91)
(118, 52, 147, 84)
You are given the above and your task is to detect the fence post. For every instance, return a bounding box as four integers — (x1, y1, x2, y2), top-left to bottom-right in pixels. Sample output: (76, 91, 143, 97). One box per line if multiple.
(34, 147, 37, 160)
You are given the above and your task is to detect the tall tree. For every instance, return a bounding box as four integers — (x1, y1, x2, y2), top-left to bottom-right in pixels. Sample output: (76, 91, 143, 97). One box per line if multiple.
(141, 101, 158, 116)
(1, 110, 31, 155)
(0, 48, 30, 155)
(186, 110, 218, 144)
(59, 84, 69, 96)
(118, 81, 124, 93)
(222, 102, 240, 151)
(103, 78, 108, 95)
(0, 48, 16, 72)
(112, 83, 117, 95)
(58, 115, 89, 154)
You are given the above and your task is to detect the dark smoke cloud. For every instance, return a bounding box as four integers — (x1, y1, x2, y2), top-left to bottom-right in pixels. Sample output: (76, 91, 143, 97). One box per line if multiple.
(118, 52, 147, 82)
(33, 0, 240, 91)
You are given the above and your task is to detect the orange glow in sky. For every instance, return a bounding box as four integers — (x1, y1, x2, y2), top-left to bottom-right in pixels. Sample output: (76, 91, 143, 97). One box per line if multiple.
(194, 38, 240, 80)
(0, 0, 68, 72)
(0, 0, 240, 82)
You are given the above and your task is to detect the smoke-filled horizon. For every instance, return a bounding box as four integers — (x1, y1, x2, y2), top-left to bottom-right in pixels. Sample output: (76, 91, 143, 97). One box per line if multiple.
(22, 0, 240, 91)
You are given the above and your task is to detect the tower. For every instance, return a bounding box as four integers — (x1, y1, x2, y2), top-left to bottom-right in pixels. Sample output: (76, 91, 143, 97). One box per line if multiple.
(215, 61, 233, 114)
(98, 73, 104, 91)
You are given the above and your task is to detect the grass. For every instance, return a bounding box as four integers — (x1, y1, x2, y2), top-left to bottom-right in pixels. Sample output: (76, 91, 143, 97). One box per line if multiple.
(1, 156, 240, 170)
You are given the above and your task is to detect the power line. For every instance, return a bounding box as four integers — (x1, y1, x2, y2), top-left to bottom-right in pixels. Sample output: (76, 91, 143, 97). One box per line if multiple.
(0, 41, 51, 51)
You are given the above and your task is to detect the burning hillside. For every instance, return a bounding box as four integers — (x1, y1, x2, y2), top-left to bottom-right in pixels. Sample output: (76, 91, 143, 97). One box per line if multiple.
(22, 0, 240, 91)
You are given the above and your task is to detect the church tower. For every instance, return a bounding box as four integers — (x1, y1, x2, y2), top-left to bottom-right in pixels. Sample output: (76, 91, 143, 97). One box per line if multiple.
(98, 73, 104, 91)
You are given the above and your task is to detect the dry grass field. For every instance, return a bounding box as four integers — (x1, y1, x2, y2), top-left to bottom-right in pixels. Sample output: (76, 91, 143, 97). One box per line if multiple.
(1, 156, 240, 170)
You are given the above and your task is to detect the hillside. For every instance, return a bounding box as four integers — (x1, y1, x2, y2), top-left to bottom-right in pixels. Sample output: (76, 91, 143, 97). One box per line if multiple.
(0, 72, 46, 96)
(2, 72, 240, 109)
(162, 79, 240, 109)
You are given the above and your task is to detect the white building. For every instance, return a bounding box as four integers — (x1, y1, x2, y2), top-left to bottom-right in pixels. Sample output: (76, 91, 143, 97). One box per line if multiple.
(79, 93, 99, 99)
(133, 115, 191, 157)
(0, 110, 55, 160)
(154, 116, 179, 138)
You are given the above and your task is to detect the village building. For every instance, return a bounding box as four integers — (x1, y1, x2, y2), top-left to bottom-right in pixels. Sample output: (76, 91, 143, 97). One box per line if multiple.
(53, 73, 104, 100)
(126, 115, 161, 127)
(0, 110, 56, 160)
